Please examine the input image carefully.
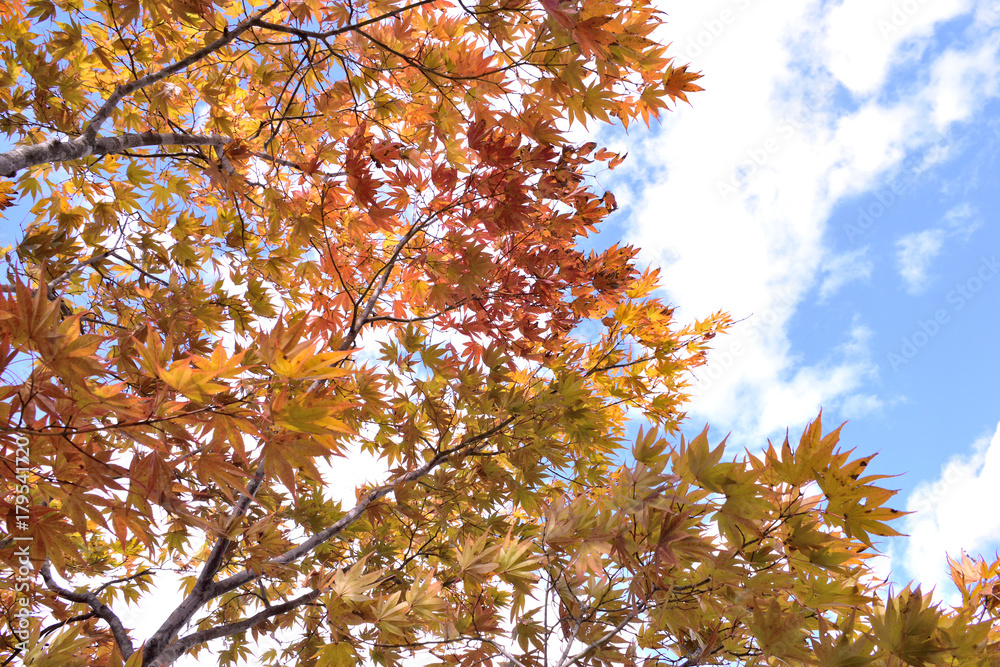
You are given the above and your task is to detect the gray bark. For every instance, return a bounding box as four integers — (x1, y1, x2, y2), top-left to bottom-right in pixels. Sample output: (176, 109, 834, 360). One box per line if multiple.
(0, 132, 231, 177)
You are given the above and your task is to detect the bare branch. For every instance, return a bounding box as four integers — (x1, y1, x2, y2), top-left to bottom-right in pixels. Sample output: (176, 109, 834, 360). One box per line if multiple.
(343, 217, 429, 350)
(0, 132, 233, 178)
(195, 462, 266, 592)
(39, 612, 97, 638)
(1, 402, 230, 437)
(365, 300, 468, 324)
(109, 251, 171, 287)
(248, 150, 346, 178)
(48, 250, 116, 294)
(39, 561, 136, 660)
(93, 569, 153, 595)
(479, 639, 532, 667)
(553, 595, 586, 667)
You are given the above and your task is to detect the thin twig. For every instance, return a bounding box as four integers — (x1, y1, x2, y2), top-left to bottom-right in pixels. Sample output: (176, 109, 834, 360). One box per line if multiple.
(40, 612, 97, 638)
(109, 251, 170, 287)
(252, 0, 438, 40)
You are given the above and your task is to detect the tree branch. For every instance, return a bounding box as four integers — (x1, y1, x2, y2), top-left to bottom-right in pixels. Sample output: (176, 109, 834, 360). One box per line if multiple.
(248, 150, 346, 179)
(39, 561, 136, 660)
(145, 589, 321, 667)
(210, 415, 517, 598)
(479, 639, 531, 667)
(0, 132, 233, 178)
(81, 2, 280, 141)
(40, 612, 97, 638)
(195, 462, 266, 592)
(141, 371, 518, 666)
(48, 250, 116, 295)
(558, 608, 639, 667)
(365, 300, 468, 324)
(145, 462, 267, 663)
(343, 217, 430, 350)
(109, 251, 171, 287)
(252, 0, 438, 40)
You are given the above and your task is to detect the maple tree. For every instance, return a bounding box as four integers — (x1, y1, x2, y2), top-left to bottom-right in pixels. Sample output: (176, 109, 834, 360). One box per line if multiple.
(1, 0, 999, 665)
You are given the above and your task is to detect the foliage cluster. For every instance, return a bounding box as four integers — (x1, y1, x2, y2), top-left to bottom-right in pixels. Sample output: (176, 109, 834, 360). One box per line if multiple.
(0, 0, 998, 665)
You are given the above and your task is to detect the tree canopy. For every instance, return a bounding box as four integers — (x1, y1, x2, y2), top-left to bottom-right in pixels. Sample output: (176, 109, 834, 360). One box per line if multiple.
(0, 0, 998, 665)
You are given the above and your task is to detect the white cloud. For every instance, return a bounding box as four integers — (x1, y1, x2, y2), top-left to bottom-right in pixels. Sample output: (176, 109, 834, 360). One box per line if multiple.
(754, 323, 876, 436)
(896, 228, 946, 293)
(319, 439, 391, 507)
(942, 201, 980, 236)
(927, 40, 1000, 131)
(974, 1, 1000, 25)
(602, 0, 1000, 446)
(823, 0, 973, 95)
(899, 421, 1000, 600)
(819, 247, 873, 300)
(839, 392, 884, 419)
(894, 202, 981, 292)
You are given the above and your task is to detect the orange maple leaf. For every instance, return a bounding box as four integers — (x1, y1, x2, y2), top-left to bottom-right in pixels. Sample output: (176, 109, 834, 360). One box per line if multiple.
(0, 0, 24, 19)
(541, 0, 577, 31)
(664, 64, 704, 105)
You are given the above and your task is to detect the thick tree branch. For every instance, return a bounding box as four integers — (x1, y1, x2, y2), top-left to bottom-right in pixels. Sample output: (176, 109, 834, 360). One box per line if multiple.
(194, 462, 266, 592)
(39, 561, 136, 659)
(0, 132, 232, 178)
(145, 462, 266, 663)
(145, 589, 321, 667)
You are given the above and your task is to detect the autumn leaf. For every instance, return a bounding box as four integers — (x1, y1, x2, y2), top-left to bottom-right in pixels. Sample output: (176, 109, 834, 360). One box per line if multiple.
(664, 63, 705, 105)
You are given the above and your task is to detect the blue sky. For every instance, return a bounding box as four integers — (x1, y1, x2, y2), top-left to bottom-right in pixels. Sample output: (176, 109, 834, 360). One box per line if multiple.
(582, 0, 1000, 600)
